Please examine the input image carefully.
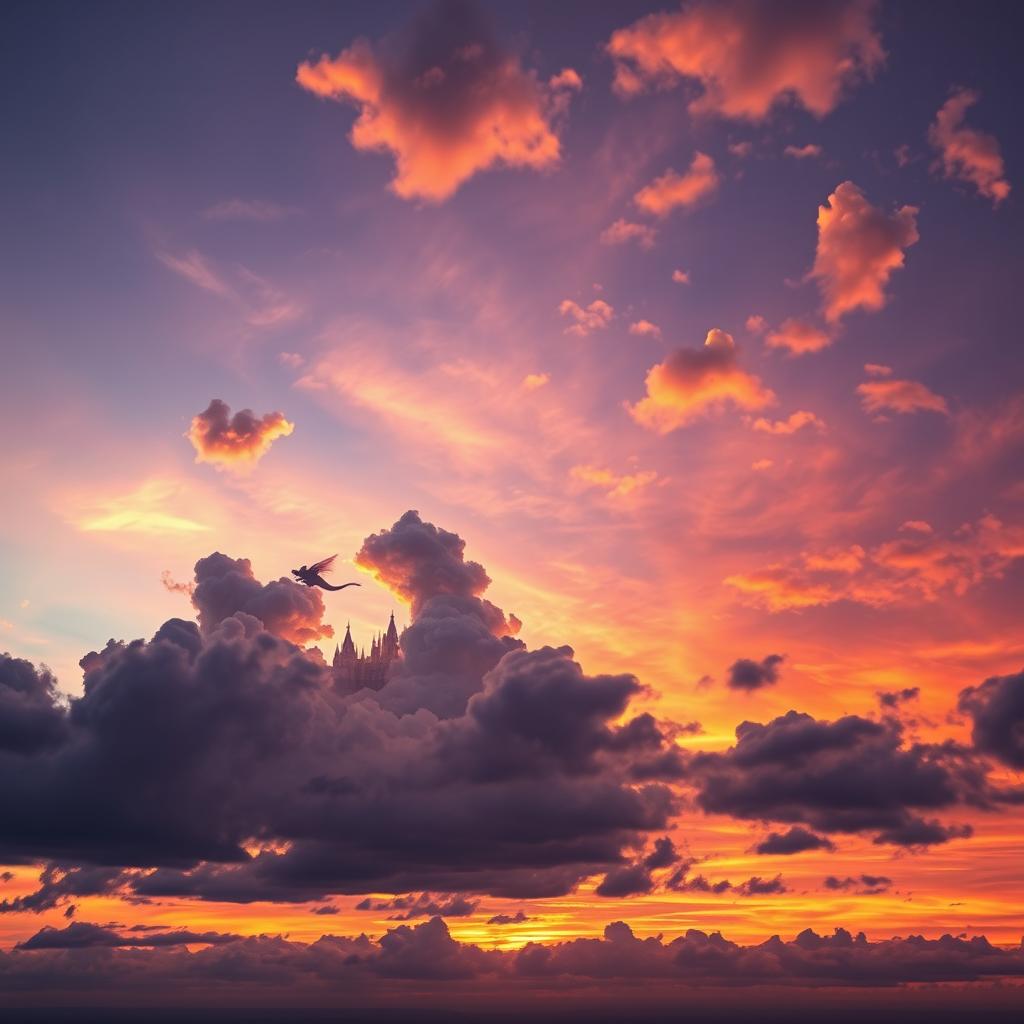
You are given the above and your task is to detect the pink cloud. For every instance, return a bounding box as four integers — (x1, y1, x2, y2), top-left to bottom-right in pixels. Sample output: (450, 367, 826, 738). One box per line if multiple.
(629, 319, 662, 339)
(559, 299, 614, 336)
(784, 143, 823, 159)
(629, 328, 774, 433)
(765, 318, 832, 355)
(608, 0, 883, 120)
(634, 152, 719, 217)
(752, 410, 825, 435)
(600, 218, 657, 249)
(296, 6, 578, 202)
(857, 377, 949, 417)
(569, 464, 659, 500)
(812, 182, 919, 323)
(186, 399, 295, 470)
(929, 88, 1010, 205)
(672, 269, 691, 285)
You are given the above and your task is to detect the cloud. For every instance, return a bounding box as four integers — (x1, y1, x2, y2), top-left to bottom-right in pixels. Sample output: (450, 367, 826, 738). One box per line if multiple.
(487, 910, 530, 925)
(672, 269, 690, 285)
(784, 144, 823, 159)
(755, 826, 835, 855)
(0, 654, 67, 755)
(559, 299, 614, 336)
(186, 399, 295, 469)
(745, 314, 766, 334)
(356, 892, 479, 920)
(726, 514, 1024, 610)
(633, 152, 719, 216)
(203, 199, 300, 222)
(823, 874, 891, 894)
(929, 89, 1010, 205)
(752, 410, 825, 435)
(857, 377, 949, 417)
(959, 670, 1024, 769)
(864, 362, 892, 377)
(689, 708, 1007, 847)
(726, 653, 784, 691)
(522, 372, 549, 390)
(16, 922, 240, 950)
(569, 465, 659, 500)
(812, 182, 919, 323)
(600, 218, 657, 249)
(607, 0, 883, 120)
(629, 329, 774, 433)
(877, 686, 919, 710)
(155, 249, 232, 297)
(765, 318, 832, 355)
(629, 319, 662, 339)
(295, 1, 578, 202)
(595, 863, 654, 898)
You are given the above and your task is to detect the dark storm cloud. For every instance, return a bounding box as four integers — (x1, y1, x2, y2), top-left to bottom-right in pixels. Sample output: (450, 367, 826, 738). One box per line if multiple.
(824, 873, 892, 894)
(726, 653, 784, 691)
(0, 863, 123, 914)
(595, 864, 654, 898)
(0, 512, 681, 906)
(878, 686, 919, 709)
(488, 910, 530, 925)
(0, 654, 67, 754)
(754, 826, 835, 855)
(958, 669, 1024, 769)
(690, 709, 1007, 847)
(355, 892, 479, 919)
(15, 921, 241, 950)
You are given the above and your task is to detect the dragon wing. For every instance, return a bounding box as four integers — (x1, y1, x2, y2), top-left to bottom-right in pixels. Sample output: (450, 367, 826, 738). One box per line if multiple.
(309, 554, 338, 575)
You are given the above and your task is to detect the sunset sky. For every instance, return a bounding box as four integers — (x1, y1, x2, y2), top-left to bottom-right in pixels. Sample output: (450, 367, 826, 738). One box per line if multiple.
(2, 0, 1023, 1014)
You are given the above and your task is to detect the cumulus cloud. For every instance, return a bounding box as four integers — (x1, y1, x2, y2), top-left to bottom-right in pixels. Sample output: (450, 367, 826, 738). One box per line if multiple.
(559, 299, 614, 336)
(629, 329, 774, 433)
(726, 514, 1024, 610)
(784, 143, 823, 159)
(295, 1, 578, 202)
(0, 512, 684, 909)
(628, 320, 662, 339)
(600, 218, 657, 249)
(857, 376, 949, 417)
(689, 708, 1012, 847)
(752, 410, 825, 435)
(755, 826, 835, 855)
(633, 152, 719, 216)
(726, 653, 784, 691)
(607, 0, 883, 120)
(929, 89, 1010, 205)
(812, 182, 919, 323)
(959, 670, 1024, 769)
(765, 317, 832, 355)
(186, 399, 294, 469)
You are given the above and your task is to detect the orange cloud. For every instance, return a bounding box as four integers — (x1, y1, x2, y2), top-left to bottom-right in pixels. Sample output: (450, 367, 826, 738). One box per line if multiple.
(296, 6, 577, 202)
(629, 319, 662, 339)
(629, 328, 774, 433)
(745, 314, 766, 334)
(929, 89, 1010, 205)
(187, 399, 295, 469)
(812, 182, 919, 323)
(765, 318, 832, 355)
(752, 410, 825, 435)
(727, 515, 1024, 610)
(634, 152, 719, 216)
(559, 299, 614, 336)
(522, 372, 550, 390)
(600, 218, 656, 249)
(857, 378, 948, 417)
(607, 0, 883, 119)
(569, 464, 659, 500)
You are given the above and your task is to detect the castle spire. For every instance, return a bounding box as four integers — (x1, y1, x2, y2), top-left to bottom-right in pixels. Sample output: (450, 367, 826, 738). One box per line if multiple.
(340, 622, 355, 657)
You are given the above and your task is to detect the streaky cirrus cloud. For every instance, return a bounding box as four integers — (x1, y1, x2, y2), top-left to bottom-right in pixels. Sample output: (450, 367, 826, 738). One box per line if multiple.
(633, 152, 719, 217)
(812, 182, 919, 323)
(202, 198, 300, 222)
(726, 514, 1024, 611)
(929, 88, 1011, 205)
(629, 329, 775, 433)
(295, 1, 579, 202)
(765, 317, 832, 355)
(186, 399, 295, 469)
(559, 298, 614, 337)
(857, 376, 949, 417)
(607, 0, 884, 120)
(600, 218, 656, 249)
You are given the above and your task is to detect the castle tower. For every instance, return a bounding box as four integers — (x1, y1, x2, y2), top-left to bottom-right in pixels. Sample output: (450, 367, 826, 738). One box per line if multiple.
(382, 611, 400, 660)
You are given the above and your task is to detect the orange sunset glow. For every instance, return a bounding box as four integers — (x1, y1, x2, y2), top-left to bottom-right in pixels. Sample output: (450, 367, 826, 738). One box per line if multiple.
(2, 1, 1022, 1020)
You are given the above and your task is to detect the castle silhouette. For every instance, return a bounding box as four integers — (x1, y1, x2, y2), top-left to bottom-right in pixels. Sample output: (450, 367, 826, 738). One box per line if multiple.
(332, 612, 400, 692)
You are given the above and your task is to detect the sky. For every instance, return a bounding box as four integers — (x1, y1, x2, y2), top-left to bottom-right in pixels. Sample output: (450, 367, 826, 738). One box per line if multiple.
(1, 0, 1023, 1014)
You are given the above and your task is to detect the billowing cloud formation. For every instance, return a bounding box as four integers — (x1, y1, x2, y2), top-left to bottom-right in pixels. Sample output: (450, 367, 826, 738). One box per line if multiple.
(727, 515, 1024, 610)
(812, 182, 919, 323)
(726, 653, 784, 691)
(929, 89, 1011, 205)
(186, 399, 294, 469)
(295, 1, 578, 202)
(0, 655, 67, 755)
(959, 670, 1024, 769)
(857, 376, 949, 417)
(765, 318, 832, 355)
(755, 826, 835, 855)
(629, 329, 774, 433)
(0, 512, 685, 909)
(690, 708, 1010, 847)
(608, 0, 884, 120)
(5, 917, 1024, 1002)
(634, 152, 719, 216)
(559, 298, 614, 337)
